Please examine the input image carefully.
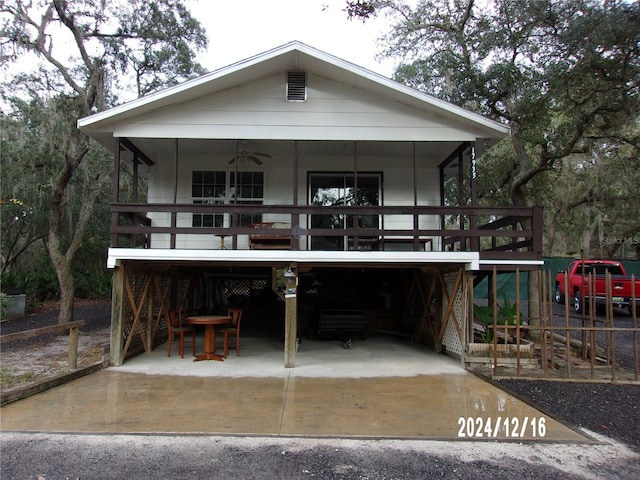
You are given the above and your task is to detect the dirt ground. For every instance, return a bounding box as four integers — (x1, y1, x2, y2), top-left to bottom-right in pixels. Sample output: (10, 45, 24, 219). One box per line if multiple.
(0, 300, 111, 392)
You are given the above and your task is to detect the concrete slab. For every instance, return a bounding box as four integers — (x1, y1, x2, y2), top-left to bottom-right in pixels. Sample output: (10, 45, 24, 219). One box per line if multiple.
(0, 333, 591, 442)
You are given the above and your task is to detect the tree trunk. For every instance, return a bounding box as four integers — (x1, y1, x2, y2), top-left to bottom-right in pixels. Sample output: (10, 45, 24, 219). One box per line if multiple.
(527, 271, 541, 340)
(46, 147, 106, 324)
(545, 215, 558, 257)
(53, 256, 75, 325)
(510, 135, 543, 337)
(47, 219, 76, 324)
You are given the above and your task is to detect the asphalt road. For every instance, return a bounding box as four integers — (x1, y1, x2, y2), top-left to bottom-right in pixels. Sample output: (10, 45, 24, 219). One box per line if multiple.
(1, 432, 639, 480)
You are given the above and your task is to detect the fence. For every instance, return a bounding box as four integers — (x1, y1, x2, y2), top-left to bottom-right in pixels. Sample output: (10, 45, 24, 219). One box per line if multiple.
(0, 320, 109, 406)
(0, 320, 85, 370)
(469, 268, 639, 384)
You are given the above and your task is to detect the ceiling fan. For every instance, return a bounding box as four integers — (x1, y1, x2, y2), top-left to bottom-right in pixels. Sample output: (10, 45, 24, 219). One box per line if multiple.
(228, 150, 271, 165)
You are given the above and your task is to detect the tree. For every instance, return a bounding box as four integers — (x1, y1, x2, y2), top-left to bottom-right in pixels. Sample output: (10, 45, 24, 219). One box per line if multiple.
(1, 0, 207, 323)
(346, 0, 640, 324)
(0, 104, 49, 276)
(347, 0, 639, 206)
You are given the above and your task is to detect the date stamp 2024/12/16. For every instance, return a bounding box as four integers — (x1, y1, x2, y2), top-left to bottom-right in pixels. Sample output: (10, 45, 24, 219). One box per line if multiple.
(457, 417, 547, 438)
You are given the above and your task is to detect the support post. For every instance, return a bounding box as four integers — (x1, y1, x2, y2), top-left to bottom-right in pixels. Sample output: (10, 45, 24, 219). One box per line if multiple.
(111, 138, 121, 247)
(110, 264, 126, 366)
(146, 276, 155, 352)
(434, 269, 443, 353)
(68, 326, 79, 370)
(470, 141, 480, 251)
(171, 139, 179, 249)
(465, 269, 474, 364)
(292, 140, 300, 250)
(284, 264, 298, 368)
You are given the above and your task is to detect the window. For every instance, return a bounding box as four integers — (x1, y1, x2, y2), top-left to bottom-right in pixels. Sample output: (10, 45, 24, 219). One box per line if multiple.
(234, 171, 264, 227)
(192, 171, 264, 228)
(309, 173, 381, 250)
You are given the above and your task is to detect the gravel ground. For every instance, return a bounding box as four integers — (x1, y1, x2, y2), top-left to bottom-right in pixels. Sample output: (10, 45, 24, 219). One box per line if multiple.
(493, 303, 640, 452)
(1, 433, 637, 480)
(498, 379, 640, 451)
(551, 305, 638, 371)
(0, 300, 112, 338)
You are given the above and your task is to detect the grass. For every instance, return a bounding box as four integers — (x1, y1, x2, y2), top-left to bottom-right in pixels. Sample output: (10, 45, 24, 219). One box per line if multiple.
(0, 367, 43, 390)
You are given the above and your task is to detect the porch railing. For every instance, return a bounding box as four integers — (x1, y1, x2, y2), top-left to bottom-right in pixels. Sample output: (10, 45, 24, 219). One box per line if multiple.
(110, 203, 543, 261)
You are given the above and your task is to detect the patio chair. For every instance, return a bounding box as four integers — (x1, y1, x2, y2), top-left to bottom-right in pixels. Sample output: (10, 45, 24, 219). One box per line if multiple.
(167, 309, 196, 358)
(220, 308, 243, 357)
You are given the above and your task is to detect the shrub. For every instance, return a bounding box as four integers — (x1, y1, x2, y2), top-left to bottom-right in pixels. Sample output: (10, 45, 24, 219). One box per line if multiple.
(473, 296, 524, 343)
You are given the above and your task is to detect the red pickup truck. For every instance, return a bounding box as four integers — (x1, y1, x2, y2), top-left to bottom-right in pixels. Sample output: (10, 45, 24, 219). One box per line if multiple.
(555, 260, 640, 314)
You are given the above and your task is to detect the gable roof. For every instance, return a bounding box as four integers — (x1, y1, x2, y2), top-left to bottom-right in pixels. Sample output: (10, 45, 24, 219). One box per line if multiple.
(78, 41, 509, 143)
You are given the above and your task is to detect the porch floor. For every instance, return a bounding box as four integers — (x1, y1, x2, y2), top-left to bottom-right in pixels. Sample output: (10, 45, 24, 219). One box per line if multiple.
(0, 333, 590, 442)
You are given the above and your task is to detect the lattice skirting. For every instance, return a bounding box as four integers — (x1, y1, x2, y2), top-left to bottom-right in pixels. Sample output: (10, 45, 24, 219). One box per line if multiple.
(440, 269, 467, 358)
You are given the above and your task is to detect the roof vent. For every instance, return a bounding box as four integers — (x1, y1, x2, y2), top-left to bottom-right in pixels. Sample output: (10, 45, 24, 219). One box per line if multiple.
(286, 71, 307, 102)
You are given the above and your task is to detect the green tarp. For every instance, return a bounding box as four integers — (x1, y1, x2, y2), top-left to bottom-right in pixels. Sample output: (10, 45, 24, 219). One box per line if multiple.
(473, 257, 640, 300)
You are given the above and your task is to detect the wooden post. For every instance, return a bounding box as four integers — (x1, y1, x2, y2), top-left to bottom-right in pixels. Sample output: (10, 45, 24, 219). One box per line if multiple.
(171, 139, 179, 249)
(110, 264, 126, 366)
(464, 269, 474, 365)
(292, 140, 300, 251)
(564, 265, 572, 378)
(434, 269, 443, 353)
(1, 320, 85, 371)
(146, 275, 155, 352)
(516, 267, 521, 375)
(532, 207, 544, 259)
(470, 141, 480, 251)
(458, 150, 464, 249)
(631, 274, 638, 381)
(111, 138, 121, 248)
(68, 326, 79, 370)
(284, 264, 298, 368)
(589, 273, 596, 376)
(541, 269, 548, 374)
(492, 266, 498, 371)
(607, 271, 616, 381)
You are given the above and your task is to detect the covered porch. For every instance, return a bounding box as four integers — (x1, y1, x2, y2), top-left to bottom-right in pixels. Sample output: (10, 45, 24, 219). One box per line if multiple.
(111, 137, 543, 268)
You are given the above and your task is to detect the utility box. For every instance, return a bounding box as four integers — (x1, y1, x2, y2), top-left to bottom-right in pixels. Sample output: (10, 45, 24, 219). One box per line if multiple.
(2, 293, 26, 320)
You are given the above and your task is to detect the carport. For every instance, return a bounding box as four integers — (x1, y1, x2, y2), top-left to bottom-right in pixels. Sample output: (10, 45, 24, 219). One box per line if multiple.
(108, 249, 478, 370)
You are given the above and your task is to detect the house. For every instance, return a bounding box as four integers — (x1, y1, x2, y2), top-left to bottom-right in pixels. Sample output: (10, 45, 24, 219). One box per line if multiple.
(78, 42, 543, 368)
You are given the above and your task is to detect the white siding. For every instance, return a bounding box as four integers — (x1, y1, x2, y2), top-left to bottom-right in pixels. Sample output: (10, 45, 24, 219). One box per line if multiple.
(113, 73, 486, 142)
(147, 145, 444, 250)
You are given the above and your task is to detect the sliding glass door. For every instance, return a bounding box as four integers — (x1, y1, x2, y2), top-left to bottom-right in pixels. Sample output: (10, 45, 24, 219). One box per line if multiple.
(309, 173, 381, 250)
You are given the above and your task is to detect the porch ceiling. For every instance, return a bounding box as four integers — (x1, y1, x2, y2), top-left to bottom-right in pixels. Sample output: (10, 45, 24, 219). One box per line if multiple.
(121, 138, 465, 166)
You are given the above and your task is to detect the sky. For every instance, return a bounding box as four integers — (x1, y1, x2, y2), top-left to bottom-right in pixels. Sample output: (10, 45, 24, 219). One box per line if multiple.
(1, 0, 398, 108)
(185, 0, 397, 77)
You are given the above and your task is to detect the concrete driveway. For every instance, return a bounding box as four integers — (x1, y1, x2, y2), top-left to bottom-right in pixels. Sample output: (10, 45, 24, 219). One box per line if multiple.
(1, 333, 588, 441)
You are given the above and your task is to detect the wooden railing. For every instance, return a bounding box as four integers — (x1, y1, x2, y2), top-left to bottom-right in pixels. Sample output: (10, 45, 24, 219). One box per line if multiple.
(0, 320, 85, 370)
(110, 203, 543, 261)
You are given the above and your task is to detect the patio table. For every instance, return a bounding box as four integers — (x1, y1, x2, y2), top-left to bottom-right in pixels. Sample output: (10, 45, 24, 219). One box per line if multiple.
(185, 315, 231, 361)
